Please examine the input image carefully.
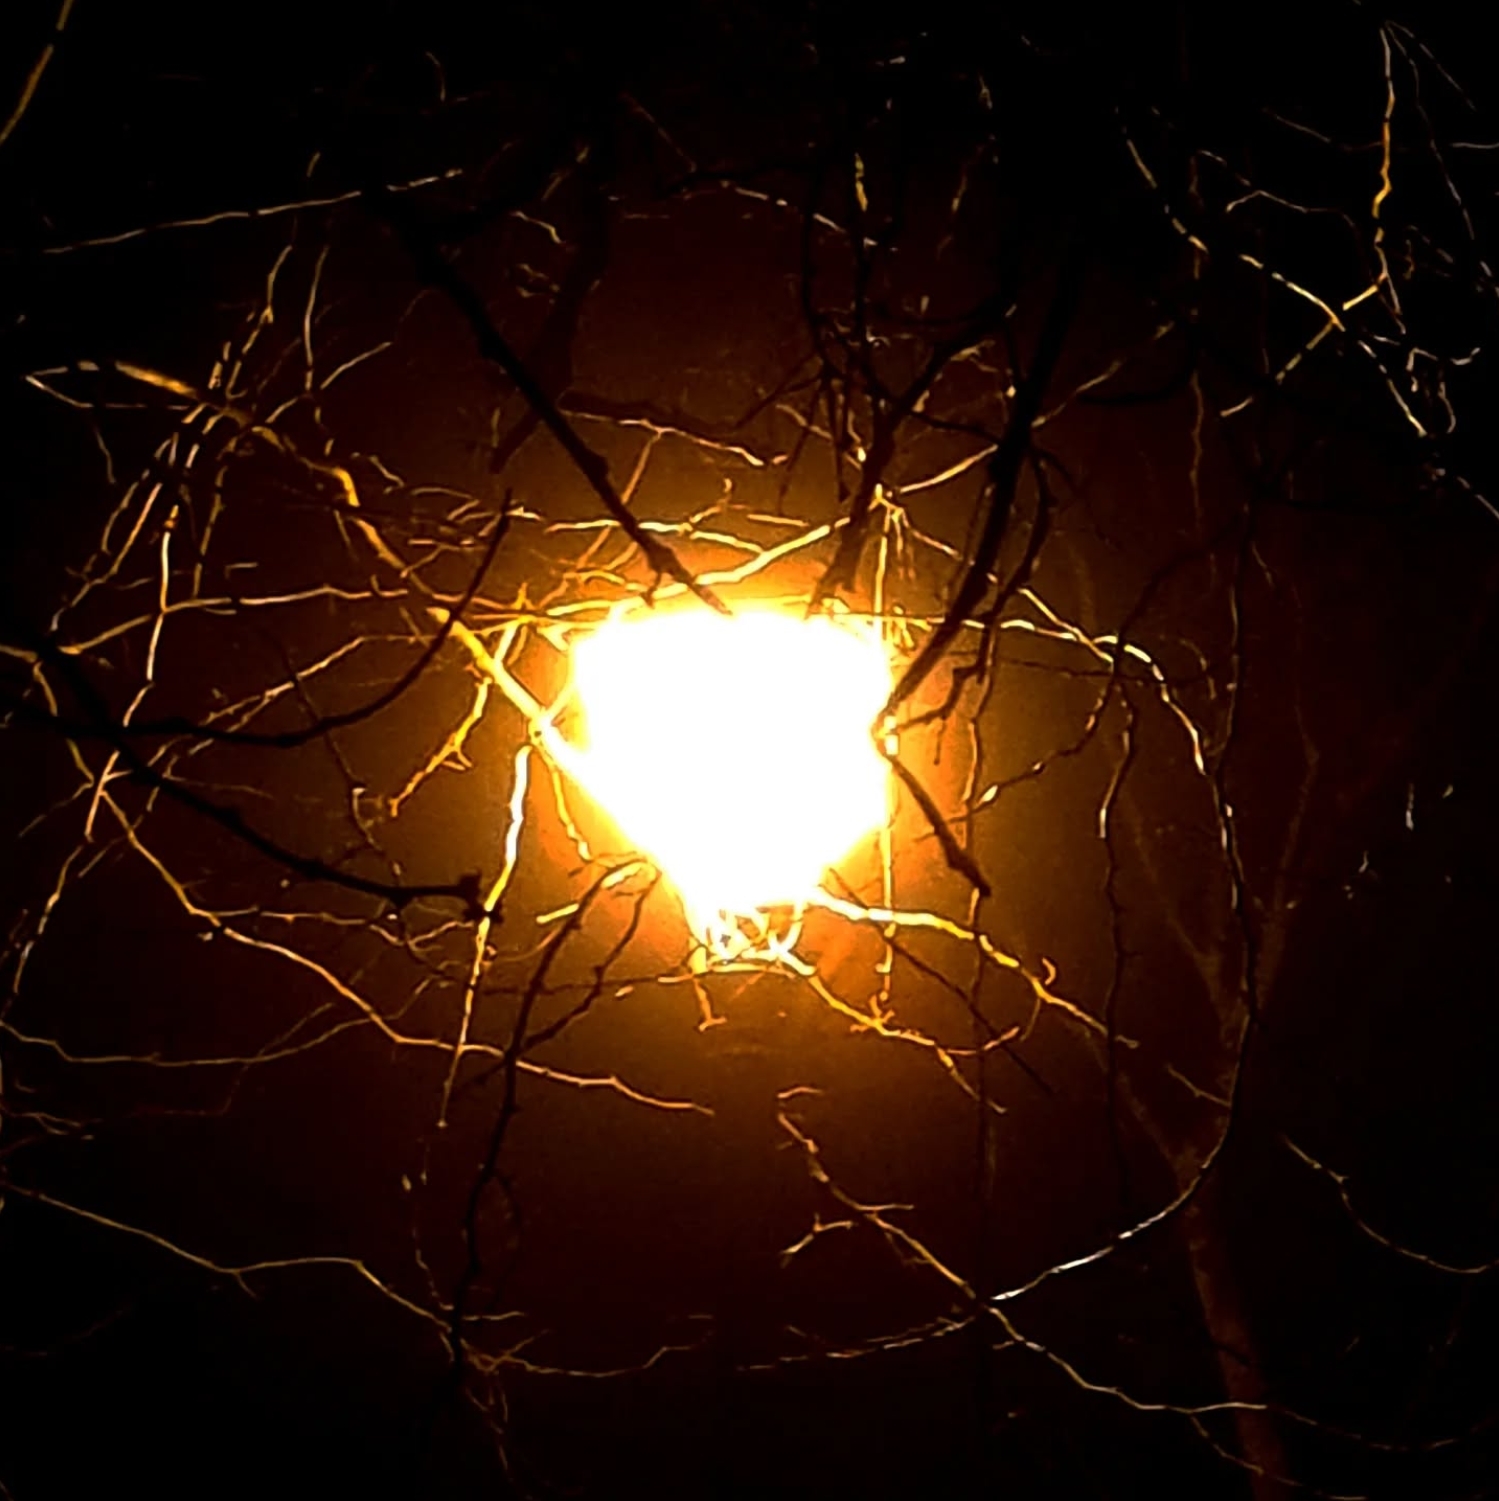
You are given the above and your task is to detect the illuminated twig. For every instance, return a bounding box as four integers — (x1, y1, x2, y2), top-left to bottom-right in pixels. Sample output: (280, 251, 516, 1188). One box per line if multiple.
(0, 0, 76, 151)
(1284, 1137, 1499, 1277)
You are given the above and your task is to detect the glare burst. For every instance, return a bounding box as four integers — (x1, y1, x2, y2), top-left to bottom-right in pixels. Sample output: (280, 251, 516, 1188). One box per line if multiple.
(568, 605, 894, 959)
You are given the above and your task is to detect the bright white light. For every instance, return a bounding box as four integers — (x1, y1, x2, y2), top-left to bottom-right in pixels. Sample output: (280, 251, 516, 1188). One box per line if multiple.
(568, 605, 892, 947)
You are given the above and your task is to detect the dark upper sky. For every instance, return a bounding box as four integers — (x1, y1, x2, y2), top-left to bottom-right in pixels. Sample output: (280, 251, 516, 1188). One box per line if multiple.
(2, 4, 1497, 1498)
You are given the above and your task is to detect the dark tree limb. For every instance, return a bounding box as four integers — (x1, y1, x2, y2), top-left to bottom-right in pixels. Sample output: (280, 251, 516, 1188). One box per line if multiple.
(369, 185, 730, 616)
(886, 244, 1090, 718)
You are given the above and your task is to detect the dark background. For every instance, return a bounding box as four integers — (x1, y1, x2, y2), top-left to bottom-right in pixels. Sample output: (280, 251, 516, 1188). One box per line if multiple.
(2, 3, 1497, 1497)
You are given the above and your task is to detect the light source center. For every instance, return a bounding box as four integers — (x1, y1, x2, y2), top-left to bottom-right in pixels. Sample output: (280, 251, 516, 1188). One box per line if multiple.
(568, 606, 892, 948)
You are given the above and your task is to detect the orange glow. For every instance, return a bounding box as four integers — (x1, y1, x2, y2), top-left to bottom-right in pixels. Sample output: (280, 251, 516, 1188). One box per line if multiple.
(568, 605, 893, 954)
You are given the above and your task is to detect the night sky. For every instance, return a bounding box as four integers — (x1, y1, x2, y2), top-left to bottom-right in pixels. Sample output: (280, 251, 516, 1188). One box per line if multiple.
(2, 3, 1498, 1498)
